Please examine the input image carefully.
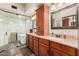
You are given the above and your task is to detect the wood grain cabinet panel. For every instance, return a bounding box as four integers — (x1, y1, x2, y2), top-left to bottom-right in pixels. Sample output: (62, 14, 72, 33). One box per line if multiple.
(33, 44, 39, 56)
(50, 48, 68, 56)
(29, 39, 33, 50)
(28, 35, 33, 50)
(50, 41, 76, 56)
(78, 50, 79, 56)
(33, 48, 38, 56)
(39, 38, 49, 56)
(36, 5, 44, 35)
(33, 37, 39, 55)
(33, 40, 38, 47)
(36, 4, 49, 36)
(39, 38, 49, 46)
(76, 49, 79, 56)
(39, 43, 49, 56)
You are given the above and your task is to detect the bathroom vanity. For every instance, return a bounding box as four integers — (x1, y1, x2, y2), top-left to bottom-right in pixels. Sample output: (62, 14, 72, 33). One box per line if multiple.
(27, 33, 79, 56)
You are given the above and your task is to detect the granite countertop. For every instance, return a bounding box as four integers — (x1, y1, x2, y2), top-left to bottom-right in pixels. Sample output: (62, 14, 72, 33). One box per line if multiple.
(27, 33, 79, 49)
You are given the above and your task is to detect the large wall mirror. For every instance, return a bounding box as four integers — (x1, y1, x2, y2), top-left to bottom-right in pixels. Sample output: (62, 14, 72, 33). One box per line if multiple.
(51, 3, 78, 29)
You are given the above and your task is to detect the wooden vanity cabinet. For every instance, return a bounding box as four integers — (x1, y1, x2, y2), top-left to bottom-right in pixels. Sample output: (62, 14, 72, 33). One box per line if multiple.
(27, 34, 78, 56)
(39, 38, 49, 56)
(50, 41, 77, 56)
(33, 36, 39, 55)
(28, 35, 34, 50)
(36, 4, 49, 36)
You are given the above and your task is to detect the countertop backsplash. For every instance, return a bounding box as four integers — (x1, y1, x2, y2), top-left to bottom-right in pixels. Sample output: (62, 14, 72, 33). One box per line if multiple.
(50, 29, 78, 40)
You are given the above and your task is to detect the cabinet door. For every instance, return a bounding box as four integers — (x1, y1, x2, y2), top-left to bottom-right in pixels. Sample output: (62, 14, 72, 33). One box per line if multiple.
(36, 4, 49, 36)
(36, 8, 44, 35)
(50, 48, 68, 56)
(39, 43, 49, 56)
(50, 41, 76, 56)
(33, 37, 39, 55)
(28, 36, 33, 50)
(29, 39, 33, 50)
(33, 42, 39, 55)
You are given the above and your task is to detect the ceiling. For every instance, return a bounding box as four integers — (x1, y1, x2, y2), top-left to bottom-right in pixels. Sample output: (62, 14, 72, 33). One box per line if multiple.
(0, 3, 42, 17)
(0, 3, 75, 17)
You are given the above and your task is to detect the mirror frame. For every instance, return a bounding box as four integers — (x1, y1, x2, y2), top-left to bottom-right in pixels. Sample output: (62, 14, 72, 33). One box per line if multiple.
(51, 4, 79, 29)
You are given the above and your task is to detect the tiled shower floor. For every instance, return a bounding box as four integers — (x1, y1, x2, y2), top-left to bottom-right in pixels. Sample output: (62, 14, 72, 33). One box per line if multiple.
(0, 42, 34, 56)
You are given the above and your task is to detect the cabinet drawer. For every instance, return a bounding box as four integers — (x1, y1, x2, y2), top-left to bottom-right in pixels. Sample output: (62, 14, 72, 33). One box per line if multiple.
(39, 38, 49, 46)
(50, 41, 76, 56)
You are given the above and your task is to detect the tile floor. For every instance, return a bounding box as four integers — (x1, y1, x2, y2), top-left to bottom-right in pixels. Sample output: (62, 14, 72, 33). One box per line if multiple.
(0, 42, 34, 56)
